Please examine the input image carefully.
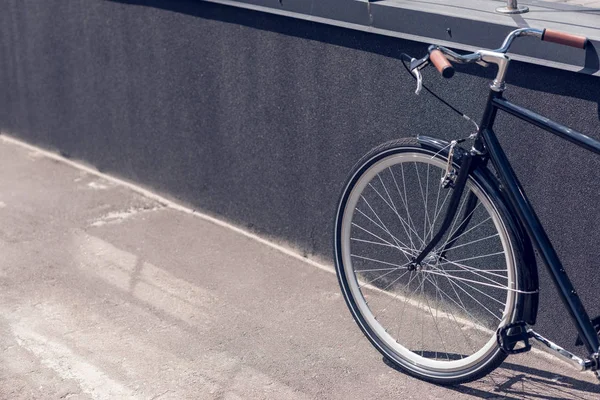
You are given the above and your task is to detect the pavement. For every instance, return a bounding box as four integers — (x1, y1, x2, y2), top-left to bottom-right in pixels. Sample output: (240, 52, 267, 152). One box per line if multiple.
(0, 134, 599, 400)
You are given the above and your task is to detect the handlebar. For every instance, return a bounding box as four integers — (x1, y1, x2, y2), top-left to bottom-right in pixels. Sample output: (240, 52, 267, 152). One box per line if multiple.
(415, 27, 588, 79)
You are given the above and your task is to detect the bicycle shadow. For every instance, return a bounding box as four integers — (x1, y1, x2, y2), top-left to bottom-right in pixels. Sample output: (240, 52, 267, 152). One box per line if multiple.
(383, 356, 600, 399)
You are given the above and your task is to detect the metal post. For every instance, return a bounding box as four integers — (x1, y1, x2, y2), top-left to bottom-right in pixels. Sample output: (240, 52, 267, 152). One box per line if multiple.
(496, 0, 529, 14)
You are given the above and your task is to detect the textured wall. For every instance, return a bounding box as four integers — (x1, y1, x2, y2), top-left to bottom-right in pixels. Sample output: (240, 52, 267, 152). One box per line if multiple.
(1, 0, 599, 354)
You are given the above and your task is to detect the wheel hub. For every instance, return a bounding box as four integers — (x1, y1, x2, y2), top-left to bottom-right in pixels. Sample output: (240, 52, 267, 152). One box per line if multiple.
(409, 253, 439, 271)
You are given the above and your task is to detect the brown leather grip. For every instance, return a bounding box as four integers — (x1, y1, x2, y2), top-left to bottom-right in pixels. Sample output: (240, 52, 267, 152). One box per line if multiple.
(430, 50, 455, 79)
(542, 29, 587, 49)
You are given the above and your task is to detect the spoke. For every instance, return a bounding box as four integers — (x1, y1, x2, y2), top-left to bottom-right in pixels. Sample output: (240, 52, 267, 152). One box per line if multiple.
(445, 198, 483, 239)
(428, 264, 506, 306)
(442, 233, 500, 252)
(421, 268, 511, 293)
(360, 197, 412, 262)
(443, 266, 469, 312)
(429, 168, 445, 241)
(389, 167, 418, 250)
(354, 207, 413, 259)
(351, 222, 396, 248)
(373, 270, 413, 315)
(440, 251, 505, 265)
(438, 214, 491, 250)
(367, 183, 422, 249)
(377, 173, 415, 250)
(413, 162, 429, 241)
(435, 189, 470, 254)
(431, 273, 449, 360)
(395, 270, 419, 339)
(424, 267, 504, 320)
(351, 237, 400, 248)
(351, 254, 410, 269)
(355, 267, 409, 273)
(428, 198, 483, 252)
(400, 163, 425, 246)
(437, 256, 508, 281)
(432, 268, 502, 327)
(424, 272, 480, 355)
(377, 269, 411, 293)
(425, 185, 453, 242)
(431, 272, 444, 360)
(421, 273, 452, 360)
(397, 271, 424, 336)
(430, 273, 472, 358)
(359, 268, 402, 288)
(440, 269, 507, 274)
(423, 163, 430, 240)
(356, 260, 412, 288)
(420, 273, 426, 356)
(377, 174, 399, 216)
(423, 272, 491, 333)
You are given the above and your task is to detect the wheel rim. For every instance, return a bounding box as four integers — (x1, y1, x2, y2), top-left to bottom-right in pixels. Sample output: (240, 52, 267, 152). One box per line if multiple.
(339, 149, 517, 376)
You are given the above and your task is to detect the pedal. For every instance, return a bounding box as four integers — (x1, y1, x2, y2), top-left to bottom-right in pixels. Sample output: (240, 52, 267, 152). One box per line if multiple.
(575, 316, 600, 346)
(497, 322, 532, 354)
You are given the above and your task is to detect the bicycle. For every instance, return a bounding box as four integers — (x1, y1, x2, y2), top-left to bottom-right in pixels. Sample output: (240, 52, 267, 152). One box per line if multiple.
(333, 27, 600, 385)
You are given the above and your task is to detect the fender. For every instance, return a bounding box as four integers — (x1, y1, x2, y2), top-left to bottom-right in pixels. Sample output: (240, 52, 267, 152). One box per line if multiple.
(417, 135, 539, 325)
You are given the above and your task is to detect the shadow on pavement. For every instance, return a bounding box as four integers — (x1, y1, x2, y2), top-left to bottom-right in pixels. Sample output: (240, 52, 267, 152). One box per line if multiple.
(383, 356, 599, 399)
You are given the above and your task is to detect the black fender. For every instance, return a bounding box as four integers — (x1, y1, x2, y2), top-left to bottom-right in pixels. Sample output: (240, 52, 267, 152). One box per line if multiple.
(417, 135, 539, 325)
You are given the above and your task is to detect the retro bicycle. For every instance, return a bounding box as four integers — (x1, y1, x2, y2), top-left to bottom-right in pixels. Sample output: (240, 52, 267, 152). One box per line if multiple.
(333, 27, 600, 384)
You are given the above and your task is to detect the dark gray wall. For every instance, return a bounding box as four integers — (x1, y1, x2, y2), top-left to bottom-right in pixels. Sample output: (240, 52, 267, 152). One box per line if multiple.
(1, 0, 599, 355)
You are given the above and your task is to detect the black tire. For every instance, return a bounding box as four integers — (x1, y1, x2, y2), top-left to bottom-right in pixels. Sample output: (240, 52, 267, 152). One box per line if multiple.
(334, 137, 530, 385)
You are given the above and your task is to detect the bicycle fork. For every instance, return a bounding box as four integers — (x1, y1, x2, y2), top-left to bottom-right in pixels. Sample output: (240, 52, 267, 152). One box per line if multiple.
(410, 149, 476, 269)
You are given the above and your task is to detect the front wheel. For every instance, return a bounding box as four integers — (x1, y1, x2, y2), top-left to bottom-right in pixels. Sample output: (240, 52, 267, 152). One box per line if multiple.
(334, 137, 526, 384)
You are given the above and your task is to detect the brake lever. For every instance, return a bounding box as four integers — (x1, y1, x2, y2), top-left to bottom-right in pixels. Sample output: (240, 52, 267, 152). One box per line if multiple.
(408, 54, 430, 95)
(410, 59, 423, 95)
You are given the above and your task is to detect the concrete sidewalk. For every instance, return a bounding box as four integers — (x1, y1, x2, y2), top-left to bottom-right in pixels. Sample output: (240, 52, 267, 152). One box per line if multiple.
(0, 135, 598, 399)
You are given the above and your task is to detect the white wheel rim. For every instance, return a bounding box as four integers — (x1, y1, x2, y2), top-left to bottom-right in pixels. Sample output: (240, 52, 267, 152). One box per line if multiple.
(339, 149, 517, 376)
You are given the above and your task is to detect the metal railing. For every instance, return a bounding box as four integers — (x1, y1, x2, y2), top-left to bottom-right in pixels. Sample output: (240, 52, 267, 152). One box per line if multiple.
(496, 0, 529, 14)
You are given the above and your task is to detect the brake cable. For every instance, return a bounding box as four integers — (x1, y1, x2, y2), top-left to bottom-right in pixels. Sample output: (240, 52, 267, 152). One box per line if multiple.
(400, 53, 479, 137)
(400, 53, 483, 185)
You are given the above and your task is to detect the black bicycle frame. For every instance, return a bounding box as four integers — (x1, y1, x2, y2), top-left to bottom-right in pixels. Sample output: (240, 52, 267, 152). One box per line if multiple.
(477, 89, 600, 357)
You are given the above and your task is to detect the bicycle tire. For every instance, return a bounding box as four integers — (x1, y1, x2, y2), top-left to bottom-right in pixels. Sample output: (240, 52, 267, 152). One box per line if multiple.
(334, 137, 531, 384)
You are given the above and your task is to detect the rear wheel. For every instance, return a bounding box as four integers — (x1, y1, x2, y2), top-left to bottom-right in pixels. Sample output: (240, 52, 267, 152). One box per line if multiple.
(334, 138, 525, 384)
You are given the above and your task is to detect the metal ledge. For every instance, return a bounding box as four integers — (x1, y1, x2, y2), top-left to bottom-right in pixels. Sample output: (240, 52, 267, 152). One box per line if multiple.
(199, 0, 600, 76)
